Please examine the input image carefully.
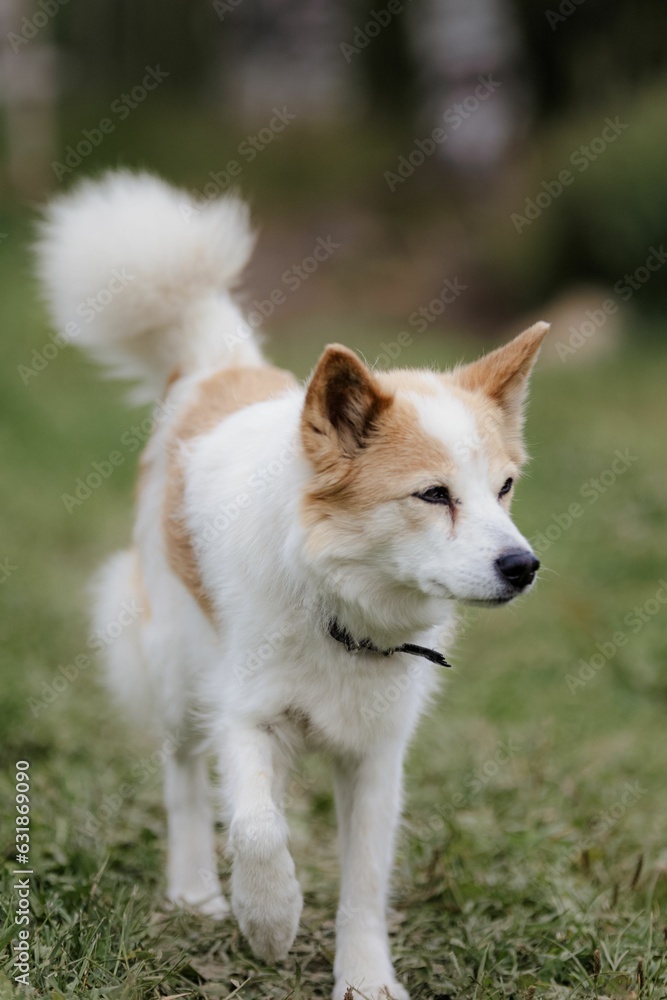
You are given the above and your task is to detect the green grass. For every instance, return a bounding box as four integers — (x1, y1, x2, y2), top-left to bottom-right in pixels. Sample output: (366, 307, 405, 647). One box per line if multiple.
(1, 216, 667, 999)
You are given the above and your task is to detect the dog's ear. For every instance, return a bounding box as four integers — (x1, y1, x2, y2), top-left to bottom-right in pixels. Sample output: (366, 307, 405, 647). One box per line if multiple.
(302, 344, 392, 466)
(453, 321, 549, 435)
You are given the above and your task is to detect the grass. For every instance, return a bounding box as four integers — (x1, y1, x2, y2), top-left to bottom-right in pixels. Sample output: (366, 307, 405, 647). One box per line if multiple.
(1, 213, 667, 999)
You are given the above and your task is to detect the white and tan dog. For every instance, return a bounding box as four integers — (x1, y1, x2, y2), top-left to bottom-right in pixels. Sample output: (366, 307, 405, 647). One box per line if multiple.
(36, 171, 546, 1000)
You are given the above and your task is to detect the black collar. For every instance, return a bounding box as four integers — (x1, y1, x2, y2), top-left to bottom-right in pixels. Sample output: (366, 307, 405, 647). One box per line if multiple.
(327, 617, 451, 668)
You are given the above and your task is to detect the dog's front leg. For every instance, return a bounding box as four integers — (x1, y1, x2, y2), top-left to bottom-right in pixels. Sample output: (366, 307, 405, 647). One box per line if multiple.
(333, 739, 409, 1000)
(220, 722, 302, 963)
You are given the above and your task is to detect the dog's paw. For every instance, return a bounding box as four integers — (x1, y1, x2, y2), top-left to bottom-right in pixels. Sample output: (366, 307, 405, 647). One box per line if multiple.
(231, 848, 303, 962)
(334, 981, 410, 1000)
(166, 890, 230, 920)
(191, 893, 231, 919)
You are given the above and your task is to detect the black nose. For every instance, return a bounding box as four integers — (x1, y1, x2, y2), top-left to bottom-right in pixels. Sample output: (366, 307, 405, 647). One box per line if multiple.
(495, 548, 540, 590)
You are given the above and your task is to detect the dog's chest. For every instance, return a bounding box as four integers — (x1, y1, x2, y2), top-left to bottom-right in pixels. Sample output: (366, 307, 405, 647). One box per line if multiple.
(273, 648, 438, 755)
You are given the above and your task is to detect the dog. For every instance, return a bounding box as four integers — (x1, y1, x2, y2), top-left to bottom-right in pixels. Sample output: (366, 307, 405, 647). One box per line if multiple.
(36, 171, 546, 1000)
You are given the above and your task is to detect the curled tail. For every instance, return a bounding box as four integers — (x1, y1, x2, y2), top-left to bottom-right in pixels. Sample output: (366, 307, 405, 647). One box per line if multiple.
(35, 170, 262, 401)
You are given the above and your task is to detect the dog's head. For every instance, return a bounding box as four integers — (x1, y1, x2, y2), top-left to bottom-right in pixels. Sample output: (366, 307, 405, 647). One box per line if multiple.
(299, 323, 548, 637)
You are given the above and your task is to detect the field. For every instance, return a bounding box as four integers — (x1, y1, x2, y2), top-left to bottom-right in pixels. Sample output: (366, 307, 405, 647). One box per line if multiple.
(1, 215, 666, 999)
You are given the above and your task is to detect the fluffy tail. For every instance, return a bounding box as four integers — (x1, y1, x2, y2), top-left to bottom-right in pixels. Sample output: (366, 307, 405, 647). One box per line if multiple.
(35, 170, 262, 401)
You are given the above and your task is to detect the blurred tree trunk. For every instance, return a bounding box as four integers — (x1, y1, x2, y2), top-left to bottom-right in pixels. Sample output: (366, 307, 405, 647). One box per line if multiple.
(219, 0, 355, 123)
(0, 0, 56, 199)
(407, 0, 526, 172)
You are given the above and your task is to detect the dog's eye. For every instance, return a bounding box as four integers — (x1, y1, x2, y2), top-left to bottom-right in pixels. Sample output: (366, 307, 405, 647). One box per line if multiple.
(498, 477, 513, 498)
(414, 486, 452, 505)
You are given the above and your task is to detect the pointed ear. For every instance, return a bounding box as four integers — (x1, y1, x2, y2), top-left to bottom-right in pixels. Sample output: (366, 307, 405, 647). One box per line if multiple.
(302, 344, 392, 465)
(453, 321, 549, 429)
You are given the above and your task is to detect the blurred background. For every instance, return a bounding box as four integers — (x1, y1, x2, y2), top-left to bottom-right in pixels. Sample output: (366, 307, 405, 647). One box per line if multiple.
(1, 2, 667, 997)
(2, 0, 667, 341)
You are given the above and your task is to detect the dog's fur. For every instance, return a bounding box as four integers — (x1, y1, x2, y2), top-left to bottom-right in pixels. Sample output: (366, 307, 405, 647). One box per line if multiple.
(36, 171, 547, 1000)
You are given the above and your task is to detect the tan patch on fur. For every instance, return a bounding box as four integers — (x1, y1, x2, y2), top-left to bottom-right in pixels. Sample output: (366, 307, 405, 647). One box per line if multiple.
(449, 321, 548, 465)
(301, 347, 455, 538)
(165, 367, 181, 390)
(452, 322, 548, 399)
(434, 373, 522, 495)
(378, 369, 526, 496)
(303, 344, 394, 463)
(376, 368, 440, 396)
(300, 330, 546, 551)
(300, 343, 529, 549)
(303, 392, 453, 516)
(378, 369, 521, 480)
(165, 366, 297, 617)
